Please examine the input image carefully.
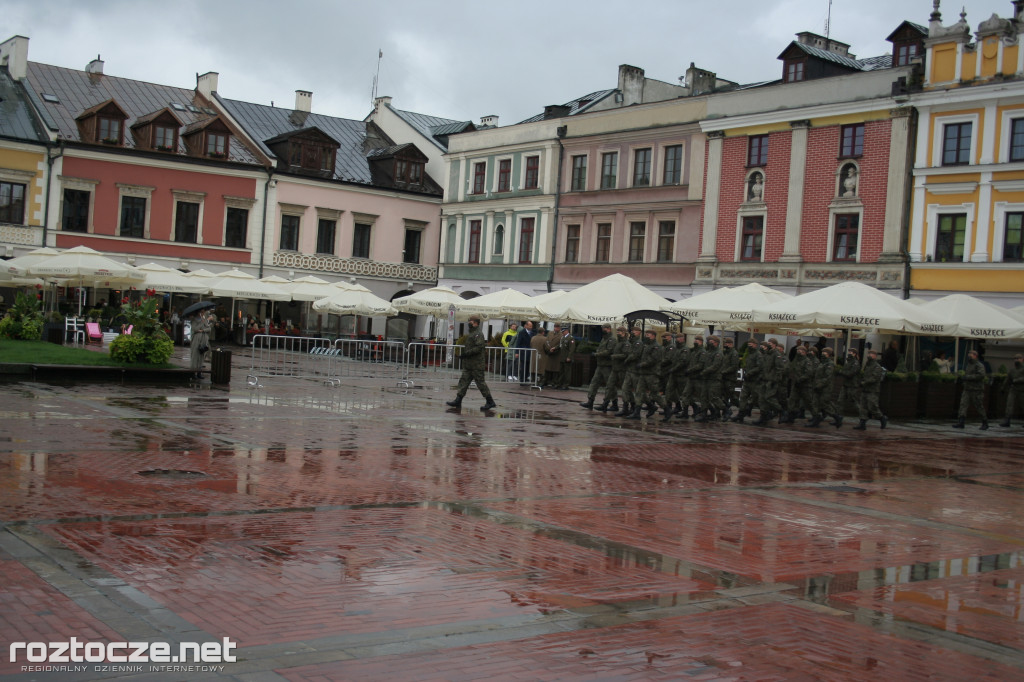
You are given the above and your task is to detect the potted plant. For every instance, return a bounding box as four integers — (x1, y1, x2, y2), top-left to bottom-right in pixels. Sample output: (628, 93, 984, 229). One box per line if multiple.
(108, 295, 173, 364)
(0, 291, 44, 340)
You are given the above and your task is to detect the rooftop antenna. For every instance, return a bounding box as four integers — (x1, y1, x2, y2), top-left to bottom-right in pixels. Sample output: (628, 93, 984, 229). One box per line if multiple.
(825, 0, 832, 39)
(371, 49, 383, 107)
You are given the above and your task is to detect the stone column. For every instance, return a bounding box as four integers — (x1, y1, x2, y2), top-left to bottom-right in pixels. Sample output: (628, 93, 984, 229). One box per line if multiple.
(880, 107, 913, 262)
(780, 120, 810, 262)
(699, 131, 724, 262)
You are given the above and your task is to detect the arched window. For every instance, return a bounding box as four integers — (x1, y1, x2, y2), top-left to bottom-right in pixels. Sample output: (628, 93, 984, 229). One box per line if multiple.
(493, 224, 504, 255)
(445, 223, 456, 263)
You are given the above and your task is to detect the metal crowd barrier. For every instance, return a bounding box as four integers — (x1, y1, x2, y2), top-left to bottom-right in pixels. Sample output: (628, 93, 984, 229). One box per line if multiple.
(401, 343, 541, 391)
(248, 335, 405, 386)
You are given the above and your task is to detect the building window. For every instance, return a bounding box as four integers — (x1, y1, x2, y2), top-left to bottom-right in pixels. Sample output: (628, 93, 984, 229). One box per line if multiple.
(98, 117, 121, 144)
(1010, 119, 1024, 162)
(935, 213, 966, 261)
(0, 181, 26, 224)
(942, 122, 972, 166)
(394, 159, 422, 185)
(740, 216, 763, 261)
(524, 155, 539, 189)
(632, 148, 651, 187)
(840, 124, 864, 158)
(445, 223, 456, 263)
(316, 218, 336, 255)
(404, 228, 422, 264)
(468, 220, 481, 263)
(748, 135, 768, 166)
(601, 152, 618, 189)
(493, 224, 504, 255)
(174, 201, 200, 243)
(279, 214, 299, 251)
(595, 223, 611, 262)
(225, 207, 248, 248)
(565, 224, 580, 263)
(154, 125, 176, 150)
(472, 162, 486, 194)
(571, 155, 587, 191)
(657, 221, 675, 262)
(518, 217, 535, 264)
(352, 222, 371, 258)
(497, 159, 511, 192)
(119, 196, 146, 238)
(206, 132, 228, 157)
(894, 42, 919, 66)
(663, 145, 682, 185)
(62, 189, 90, 232)
(628, 222, 645, 262)
(1005, 213, 1024, 262)
(832, 213, 859, 261)
(784, 59, 805, 83)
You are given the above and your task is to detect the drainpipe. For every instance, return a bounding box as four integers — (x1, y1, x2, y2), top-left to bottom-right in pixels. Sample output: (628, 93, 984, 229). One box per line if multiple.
(42, 140, 64, 248)
(258, 169, 273, 278)
(546, 125, 567, 293)
(900, 108, 919, 301)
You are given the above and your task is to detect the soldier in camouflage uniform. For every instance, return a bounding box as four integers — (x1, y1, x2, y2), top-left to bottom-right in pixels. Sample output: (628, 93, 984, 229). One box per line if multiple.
(581, 324, 614, 409)
(663, 332, 689, 421)
(854, 349, 888, 430)
(719, 336, 740, 420)
(446, 315, 496, 411)
(679, 336, 705, 419)
(811, 347, 839, 428)
(784, 345, 816, 424)
(732, 340, 763, 423)
(595, 326, 629, 413)
(1001, 353, 1024, 427)
(629, 329, 668, 419)
(695, 336, 725, 421)
(754, 340, 786, 425)
(615, 326, 644, 416)
(954, 349, 988, 430)
(835, 348, 862, 427)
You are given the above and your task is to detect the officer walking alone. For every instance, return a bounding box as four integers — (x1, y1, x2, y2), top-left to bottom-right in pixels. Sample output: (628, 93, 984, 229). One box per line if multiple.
(446, 315, 497, 411)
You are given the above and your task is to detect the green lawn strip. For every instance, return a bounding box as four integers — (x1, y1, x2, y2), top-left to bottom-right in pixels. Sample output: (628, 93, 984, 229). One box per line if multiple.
(0, 339, 176, 369)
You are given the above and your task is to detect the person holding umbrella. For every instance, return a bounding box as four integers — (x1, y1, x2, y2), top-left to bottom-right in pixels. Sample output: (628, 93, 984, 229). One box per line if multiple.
(185, 301, 215, 379)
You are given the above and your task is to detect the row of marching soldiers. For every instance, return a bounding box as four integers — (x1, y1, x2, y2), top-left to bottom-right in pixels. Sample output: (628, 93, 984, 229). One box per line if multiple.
(578, 323, 888, 430)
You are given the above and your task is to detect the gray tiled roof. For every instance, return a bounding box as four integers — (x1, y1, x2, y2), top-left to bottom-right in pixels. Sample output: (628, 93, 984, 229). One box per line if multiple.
(785, 43, 894, 72)
(387, 106, 470, 151)
(518, 89, 617, 124)
(24, 62, 262, 164)
(220, 96, 438, 192)
(0, 67, 48, 142)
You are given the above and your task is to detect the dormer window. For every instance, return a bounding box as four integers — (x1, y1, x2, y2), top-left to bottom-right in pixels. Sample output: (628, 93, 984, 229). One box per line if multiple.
(206, 131, 228, 158)
(894, 41, 919, 66)
(154, 125, 176, 150)
(131, 107, 182, 153)
(98, 116, 122, 144)
(395, 159, 423, 186)
(265, 126, 339, 176)
(784, 58, 806, 83)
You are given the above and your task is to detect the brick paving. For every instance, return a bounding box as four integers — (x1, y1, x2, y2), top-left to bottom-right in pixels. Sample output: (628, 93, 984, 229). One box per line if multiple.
(0, 353, 1023, 680)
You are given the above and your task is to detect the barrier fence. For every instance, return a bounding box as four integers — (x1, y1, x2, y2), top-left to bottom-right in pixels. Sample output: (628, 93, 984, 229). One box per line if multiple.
(248, 335, 542, 391)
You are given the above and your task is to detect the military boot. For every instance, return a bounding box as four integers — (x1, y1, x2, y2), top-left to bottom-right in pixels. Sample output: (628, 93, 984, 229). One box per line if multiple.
(880, 414, 888, 429)
(594, 400, 611, 412)
(853, 419, 867, 430)
(980, 419, 989, 430)
(609, 400, 619, 412)
(646, 403, 659, 418)
(832, 414, 843, 428)
(1000, 418, 1011, 427)
(953, 417, 965, 429)
(579, 399, 595, 410)
(480, 398, 497, 411)
(720, 407, 733, 421)
(627, 405, 642, 420)
(752, 411, 769, 426)
(806, 415, 822, 428)
(615, 403, 633, 417)
(661, 407, 674, 422)
(446, 397, 462, 408)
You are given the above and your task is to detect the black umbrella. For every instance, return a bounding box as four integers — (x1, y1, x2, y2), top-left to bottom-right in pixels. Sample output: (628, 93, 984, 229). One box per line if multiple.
(182, 300, 216, 318)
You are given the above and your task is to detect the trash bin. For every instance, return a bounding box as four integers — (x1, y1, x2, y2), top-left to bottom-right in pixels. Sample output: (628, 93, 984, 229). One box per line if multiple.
(46, 325, 64, 345)
(210, 347, 232, 384)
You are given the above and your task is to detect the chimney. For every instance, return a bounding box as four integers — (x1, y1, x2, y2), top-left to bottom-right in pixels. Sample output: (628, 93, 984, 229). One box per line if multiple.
(480, 114, 499, 127)
(543, 104, 570, 120)
(374, 95, 392, 111)
(0, 35, 29, 80)
(197, 71, 219, 97)
(295, 90, 312, 112)
(685, 63, 718, 96)
(617, 64, 645, 106)
(86, 54, 104, 74)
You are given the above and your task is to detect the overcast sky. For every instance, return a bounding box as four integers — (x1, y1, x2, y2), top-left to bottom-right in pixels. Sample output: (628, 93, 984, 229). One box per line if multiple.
(4, 0, 1017, 126)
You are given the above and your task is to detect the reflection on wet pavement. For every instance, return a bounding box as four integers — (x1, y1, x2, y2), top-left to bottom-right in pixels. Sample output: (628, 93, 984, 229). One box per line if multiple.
(1, 373, 1023, 679)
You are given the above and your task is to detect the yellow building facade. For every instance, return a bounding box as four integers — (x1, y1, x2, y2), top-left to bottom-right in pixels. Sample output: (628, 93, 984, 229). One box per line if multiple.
(909, 5, 1024, 303)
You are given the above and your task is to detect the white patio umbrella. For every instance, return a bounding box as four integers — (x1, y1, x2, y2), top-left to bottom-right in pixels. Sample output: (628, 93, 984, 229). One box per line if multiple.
(392, 286, 465, 316)
(1, 247, 61, 278)
(135, 262, 211, 294)
(206, 269, 290, 333)
(456, 288, 540, 321)
(751, 281, 954, 335)
(536, 273, 672, 324)
(311, 288, 398, 317)
(331, 280, 371, 292)
(282, 275, 338, 302)
(917, 294, 1024, 340)
(259, 274, 291, 285)
(26, 246, 143, 314)
(665, 283, 792, 329)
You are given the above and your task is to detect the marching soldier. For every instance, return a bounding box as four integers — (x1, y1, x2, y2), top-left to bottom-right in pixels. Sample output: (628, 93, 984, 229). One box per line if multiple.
(595, 326, 629, 413)
(663, 332, 690, 421)
(1001, 353, 1024, 427)
(811, 347, 839, 428)
(615, 326, 644, 416)
(695, 336, 725, 421)
(630, 329, 668, 419)
(954, 349, 988, 430)
(681, 335, 706, 419)
(835, 348, 862, 427)
(554, 326, 576, 389)
(754, 340, 786, 425)
(854, 349, 888, 430)
(732, 339, 763, 423)
(580, 323, 614, 409)
(446, 315, 496, 411)
(785, 345, 815, 424)
(719, 336, 740, 420)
